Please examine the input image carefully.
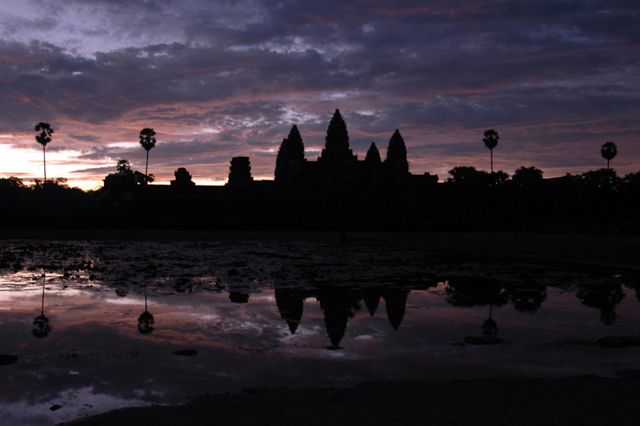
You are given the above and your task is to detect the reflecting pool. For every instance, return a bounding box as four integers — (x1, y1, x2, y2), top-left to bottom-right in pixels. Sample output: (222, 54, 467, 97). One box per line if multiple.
(1, 239, 639, 425)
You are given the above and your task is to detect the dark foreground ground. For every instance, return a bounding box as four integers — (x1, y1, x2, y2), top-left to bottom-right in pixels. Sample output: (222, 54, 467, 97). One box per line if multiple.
(65, 376, 640, 426)
(3, 229, 639, 269)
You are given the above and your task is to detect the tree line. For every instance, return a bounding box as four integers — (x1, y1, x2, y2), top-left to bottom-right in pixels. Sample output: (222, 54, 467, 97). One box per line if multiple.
(0, 121, 634, 231)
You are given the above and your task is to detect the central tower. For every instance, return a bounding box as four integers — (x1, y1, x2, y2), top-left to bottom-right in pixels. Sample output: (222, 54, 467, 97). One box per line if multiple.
(319, 109, 357, 165)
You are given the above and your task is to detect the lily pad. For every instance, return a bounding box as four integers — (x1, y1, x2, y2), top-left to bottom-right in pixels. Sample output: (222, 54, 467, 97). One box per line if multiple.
(0, 354, 18, 365)
(173, 350, 198, 356)
(463, 336, 506, 345)
(597, 336, 640, 348)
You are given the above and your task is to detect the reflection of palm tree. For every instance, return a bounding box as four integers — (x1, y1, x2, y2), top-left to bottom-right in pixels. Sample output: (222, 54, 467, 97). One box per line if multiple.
(482, 305, 498, 335)
(33, 313, 52, 338)
(138, 311, 154, 334)
(32, 273, 52, 338)
(138, 285, 155, 334)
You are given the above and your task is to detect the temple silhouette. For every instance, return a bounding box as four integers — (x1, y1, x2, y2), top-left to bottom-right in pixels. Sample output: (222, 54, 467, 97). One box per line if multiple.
(3, 109, 639, 231)
(98, 109, 438, 230)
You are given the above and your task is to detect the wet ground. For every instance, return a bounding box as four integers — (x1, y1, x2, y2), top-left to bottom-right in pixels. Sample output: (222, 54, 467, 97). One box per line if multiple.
(1, 237, 639, 425)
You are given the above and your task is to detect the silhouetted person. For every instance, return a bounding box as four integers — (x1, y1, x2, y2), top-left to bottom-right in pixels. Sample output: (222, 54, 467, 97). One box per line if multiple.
(32, 273, 52, 338)
(138, 284, 155, 334)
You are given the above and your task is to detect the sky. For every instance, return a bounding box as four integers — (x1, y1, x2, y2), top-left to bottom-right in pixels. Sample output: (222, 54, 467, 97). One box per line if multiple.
(0, 0, 638, 190)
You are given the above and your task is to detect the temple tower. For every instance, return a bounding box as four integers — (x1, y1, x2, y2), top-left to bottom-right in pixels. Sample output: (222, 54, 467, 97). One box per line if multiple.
(227, 156, 254, 187)
(275, 125, 306, 183)
(319, 109, 357, 165)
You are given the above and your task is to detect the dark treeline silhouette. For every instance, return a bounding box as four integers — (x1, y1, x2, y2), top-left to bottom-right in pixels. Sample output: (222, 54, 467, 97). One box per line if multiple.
(3, 111, 639, 231)
(0, 177, 95, 228)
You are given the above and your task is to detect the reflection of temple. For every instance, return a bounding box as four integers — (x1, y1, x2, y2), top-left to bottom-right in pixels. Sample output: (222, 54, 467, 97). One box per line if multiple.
(274, 282, 434, 349)
(383, 290, 409, 331)
(317, 287, 361, 349)
(275, 288, 305, 333)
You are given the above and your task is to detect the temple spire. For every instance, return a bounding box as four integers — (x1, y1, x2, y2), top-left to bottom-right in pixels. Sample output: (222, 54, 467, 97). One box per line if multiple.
(365, 142, 382, 165)
(385, 129, 409, 174)
(320, 109, 356, 164)
(275, 125, 306, 183)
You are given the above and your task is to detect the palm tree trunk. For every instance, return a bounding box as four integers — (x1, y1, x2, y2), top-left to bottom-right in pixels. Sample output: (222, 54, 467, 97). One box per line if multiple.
(145, 150, 149, 184)
(43, 145, 47, 183)
(490, 149, 494, 174)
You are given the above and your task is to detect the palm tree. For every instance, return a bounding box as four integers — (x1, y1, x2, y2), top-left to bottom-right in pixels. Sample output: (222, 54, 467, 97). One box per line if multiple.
(601, 141, 617, 170)
(34, 122, 54, 183)
(139, 128, 157, 183)
(482, 129, 499, 173)
(117, 159, 131, 174)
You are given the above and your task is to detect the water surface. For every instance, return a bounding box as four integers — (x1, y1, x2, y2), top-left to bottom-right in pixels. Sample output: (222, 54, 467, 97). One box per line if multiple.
(1, 239, 638, 425)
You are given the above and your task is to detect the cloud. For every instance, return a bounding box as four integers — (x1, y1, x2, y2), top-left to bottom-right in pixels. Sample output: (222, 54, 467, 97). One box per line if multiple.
(0, 0, 638, 186)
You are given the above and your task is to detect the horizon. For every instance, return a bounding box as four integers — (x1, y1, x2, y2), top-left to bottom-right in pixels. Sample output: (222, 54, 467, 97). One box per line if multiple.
(1, 1, 638, 191)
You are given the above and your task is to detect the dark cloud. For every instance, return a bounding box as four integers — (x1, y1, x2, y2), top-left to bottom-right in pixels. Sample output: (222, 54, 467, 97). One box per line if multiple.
(0, 0, 638, 186)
